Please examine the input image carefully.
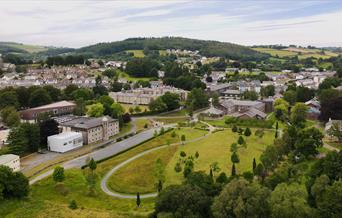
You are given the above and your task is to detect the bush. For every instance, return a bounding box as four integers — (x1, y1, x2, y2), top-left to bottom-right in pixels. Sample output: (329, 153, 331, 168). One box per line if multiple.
(69, 200, 78, 210)
(244, 127, 252, 136)
(180, 151, 187, 157)
(52, 166, 65, 183)
(225, 117, 274, 129)
(174, 163, 182, 173)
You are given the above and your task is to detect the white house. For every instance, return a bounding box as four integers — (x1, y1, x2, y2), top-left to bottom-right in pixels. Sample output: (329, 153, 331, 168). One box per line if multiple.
(48, 132, 83, 153)
(0, 154, 20, 172)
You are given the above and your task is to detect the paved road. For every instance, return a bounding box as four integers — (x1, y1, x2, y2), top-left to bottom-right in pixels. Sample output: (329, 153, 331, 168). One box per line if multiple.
(101, 131, 211, 199)
(29, 125, 171, 185)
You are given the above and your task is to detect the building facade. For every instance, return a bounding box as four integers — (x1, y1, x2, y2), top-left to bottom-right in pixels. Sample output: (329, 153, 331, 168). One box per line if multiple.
(20, 101, 76, 121)
(59, 116, 119, 145)
(48, 132, 83, 153)
(0, 154, 20, 172)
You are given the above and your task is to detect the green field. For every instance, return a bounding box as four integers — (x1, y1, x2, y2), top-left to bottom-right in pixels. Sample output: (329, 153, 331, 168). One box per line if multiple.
(135, 118, 151, 132)
(1, 42, 49, 53)
(108, 128, 274, 194)
(253, 47, 339, 59)
(118, 71, 152, 82)
(121, 103, 149, 113)
(154, 117, 190, 124)
(126, 50, 145, 58)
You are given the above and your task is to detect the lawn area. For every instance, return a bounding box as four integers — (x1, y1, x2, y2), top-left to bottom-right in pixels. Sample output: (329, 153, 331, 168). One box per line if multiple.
(160, 109, 188, 117)
(108, 146, 179, 194)
(165, 128, 274, 185)
(154, 117, 190, 124)
(159, 50, 166, 56)
(136, 118, 151, 132)
(0, 169, 155, 218)
(126, 50, 145, 58)
(253, 47, 297, 57)
(118, 70, 152, 82)
(121, 103, 149, 113)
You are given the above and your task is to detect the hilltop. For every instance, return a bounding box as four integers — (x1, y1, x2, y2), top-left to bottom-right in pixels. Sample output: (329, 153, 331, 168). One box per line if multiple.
(75, 37, 269, 61)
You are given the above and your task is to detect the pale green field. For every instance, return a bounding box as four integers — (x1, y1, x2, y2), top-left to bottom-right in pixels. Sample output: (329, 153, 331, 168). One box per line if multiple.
(126, 50, 145, 58)
(3, 42, 49, 53)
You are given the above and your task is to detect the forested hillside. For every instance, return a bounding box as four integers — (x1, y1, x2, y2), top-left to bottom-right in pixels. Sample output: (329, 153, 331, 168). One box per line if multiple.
(76, 37, 269, 61)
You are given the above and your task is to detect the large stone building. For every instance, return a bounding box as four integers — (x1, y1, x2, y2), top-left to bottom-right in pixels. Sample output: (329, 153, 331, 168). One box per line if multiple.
(109, 86, 187, 105)
(57, 116, 119, 145)
(218, 99, 267, 119)
(20, 101, 76, 121)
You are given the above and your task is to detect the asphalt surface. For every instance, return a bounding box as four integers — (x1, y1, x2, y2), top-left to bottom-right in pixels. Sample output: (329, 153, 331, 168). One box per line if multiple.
(29, 126, 165, 185)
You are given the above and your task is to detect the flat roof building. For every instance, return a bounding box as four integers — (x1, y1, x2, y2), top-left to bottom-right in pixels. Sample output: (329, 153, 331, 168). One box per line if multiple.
(0, 154, 20, 172)
(20, 101, 76, 121)
(48, 132, 83, 153)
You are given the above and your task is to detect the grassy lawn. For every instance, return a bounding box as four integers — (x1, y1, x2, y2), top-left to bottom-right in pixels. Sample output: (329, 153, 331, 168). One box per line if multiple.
(121, 103, 149, 113)
(159, 50, 166, 56)
(253, 47, 297, 57)
(0, 169, 154, 218)
(118, 70, 152, 82)
(165, 128, 274, 185)
(136, 118, 151, 132)
(154, 117, 190, 124)
(126, 50, 145, 58)
(108, 146, 179, 194)
(160, 109, 188, 117)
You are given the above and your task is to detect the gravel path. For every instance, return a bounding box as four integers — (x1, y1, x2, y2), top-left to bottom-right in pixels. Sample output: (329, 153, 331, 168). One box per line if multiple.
(100, 132, 211, 199)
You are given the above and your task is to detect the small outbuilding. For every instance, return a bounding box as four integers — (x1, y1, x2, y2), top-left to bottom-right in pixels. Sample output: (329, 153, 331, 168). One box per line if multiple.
(0, 154, 20, 172)
(48, 132, 83, 153)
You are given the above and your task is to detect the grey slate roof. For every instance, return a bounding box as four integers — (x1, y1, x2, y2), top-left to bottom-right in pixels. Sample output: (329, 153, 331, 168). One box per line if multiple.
(60, 116, 117, 130)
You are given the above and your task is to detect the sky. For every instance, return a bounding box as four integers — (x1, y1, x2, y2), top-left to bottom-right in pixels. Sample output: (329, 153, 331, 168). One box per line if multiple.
(1, 0, 342, 48)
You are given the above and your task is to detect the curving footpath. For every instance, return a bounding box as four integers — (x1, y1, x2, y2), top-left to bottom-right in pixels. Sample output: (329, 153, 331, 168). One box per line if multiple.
(100, 132, 211, 199)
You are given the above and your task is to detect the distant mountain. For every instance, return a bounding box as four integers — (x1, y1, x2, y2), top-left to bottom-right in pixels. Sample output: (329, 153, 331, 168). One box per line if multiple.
(0, 42, 74, 59)
(76, 37, 269, 61)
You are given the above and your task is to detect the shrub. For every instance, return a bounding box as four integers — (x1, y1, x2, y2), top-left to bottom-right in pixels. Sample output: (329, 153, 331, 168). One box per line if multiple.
(244, 127, 252, 136)
(69, 200, 78, 210)
(180, 151, 187, 157)
(52, 166, 65, 183)
(174, 162, 182, 173)
(232, 125, 238, 132)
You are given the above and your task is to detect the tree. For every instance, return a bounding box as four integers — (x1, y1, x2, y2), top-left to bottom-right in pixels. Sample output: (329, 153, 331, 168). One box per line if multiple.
(216, 172, 228, 184)
(21, 123, 40, 153)
(39, 119, 59, 148)
(237, 136, 245, 145)
(160, 92, 180, 111)
(261, 85, 275, 97)
(86, 103, 104, 117)
(254, 163, 265, 180)
(69, 200, 78, 210)
(315, 180, 342, 217)
(149, 97, 167, 112)
(243, 90, 259, 100)
(294, 127, 323, 157)
(181, 135, 186, 143)
(7, 125, 29, 155)
(290, 102, 308, 126)
(231, 152, 240, 164)
(318, 88, 341, 105)
(29, 88, 52, 107)
(63, 84, 79, 100)
(102, 68, 117, 78)
(186, 88, 209, 111)
(232, 125, 238, 132)
(230, 142, 238, 152)
(155, 184, 211, 218)
(174, 162, 182, 173)
(72, 88, 93, 101)
(88, 158, 97, 172)
(53, 166, 65, 183)
(244, 127, 251, 136)
(0, 107, 20, 127)
(136, 192, 141, 207)
(110, 102, 124, 118)
(231, 163, 236, 176)
(283, 90, 297, 105)
(211, 178, 271, 218)
(319, 96, 342, 121)
(0, 91, 19, 109)
(269, 183, 313, 218)
(260, 145, 279, 171)
(98, 95, 114, 116)
(43, 85, 61, 102)
(0, 165, 30, 199)
(195, 151, 199, 158)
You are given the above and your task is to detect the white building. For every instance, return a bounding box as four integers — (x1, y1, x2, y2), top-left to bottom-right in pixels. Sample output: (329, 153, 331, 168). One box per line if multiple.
(48, 132, 83, 153)
(0, 154, 20, 172)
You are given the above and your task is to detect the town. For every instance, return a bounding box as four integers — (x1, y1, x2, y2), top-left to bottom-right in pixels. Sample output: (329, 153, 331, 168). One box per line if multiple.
(0, 1, 342, 217)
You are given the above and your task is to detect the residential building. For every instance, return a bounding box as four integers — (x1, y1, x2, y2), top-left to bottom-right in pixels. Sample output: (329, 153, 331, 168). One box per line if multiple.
(20, 101, 76, 121)
(221, 89, 242, 99)
(58, 116, 119, 145)
(109, 86, 187, 105)
(219, 99, 267, 119)
(48, 132, 83, 153)
(305, 99, 321, 120)
(0, 154, 20, 172)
